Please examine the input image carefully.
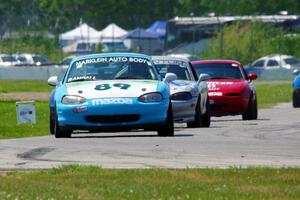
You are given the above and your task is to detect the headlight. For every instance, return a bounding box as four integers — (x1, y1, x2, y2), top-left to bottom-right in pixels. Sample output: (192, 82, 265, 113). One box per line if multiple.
(138, 92, 163, 102)
(171, 92, 192, 100)
(62, 95, 86, 105)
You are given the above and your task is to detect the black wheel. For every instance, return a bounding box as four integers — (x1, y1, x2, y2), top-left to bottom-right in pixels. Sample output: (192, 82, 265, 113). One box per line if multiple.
(293, 90, 300, 108)
(187, 96, 202, 128)
(157, 103, 174, 136)
(242, 94, 258, 120)
(53, 114, 72, 138)
(200, 97, 211, 127)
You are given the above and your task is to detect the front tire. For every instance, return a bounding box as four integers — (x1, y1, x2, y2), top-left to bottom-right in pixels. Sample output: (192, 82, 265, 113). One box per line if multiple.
(187, 96, 202, 128)
(293, 90, 300, 108)
(157, 103, 174, 136)
(200, 97, 211, 127)
(53, 114, 72, 138)
(242, 94, 258, 120)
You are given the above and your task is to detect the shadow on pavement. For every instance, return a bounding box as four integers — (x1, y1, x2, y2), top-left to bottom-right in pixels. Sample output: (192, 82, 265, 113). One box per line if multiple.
(71, 132, 193, 139)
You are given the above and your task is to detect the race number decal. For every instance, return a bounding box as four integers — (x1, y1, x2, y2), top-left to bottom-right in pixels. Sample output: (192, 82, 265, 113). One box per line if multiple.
(113, 83, 130, 90)
(95, 83, 131, 90)
(95, 84, 111, 90)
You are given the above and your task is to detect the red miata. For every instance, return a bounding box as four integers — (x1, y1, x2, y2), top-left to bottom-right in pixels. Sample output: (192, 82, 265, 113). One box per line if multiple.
(192, 60, 258, 120)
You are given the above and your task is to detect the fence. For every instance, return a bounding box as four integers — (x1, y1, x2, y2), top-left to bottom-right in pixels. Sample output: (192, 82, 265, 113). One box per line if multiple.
(0, 66, 67, 80)
(0, 65, 294, 80)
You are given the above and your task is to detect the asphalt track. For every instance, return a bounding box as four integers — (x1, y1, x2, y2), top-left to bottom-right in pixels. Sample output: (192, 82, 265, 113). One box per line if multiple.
(0, 102, 299, 171)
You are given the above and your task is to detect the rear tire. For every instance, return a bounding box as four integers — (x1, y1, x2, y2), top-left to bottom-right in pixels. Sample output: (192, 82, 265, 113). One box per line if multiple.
(242, 94, 258, 120)
(293, 90, 300, 108)
(157, 103, 174, 136)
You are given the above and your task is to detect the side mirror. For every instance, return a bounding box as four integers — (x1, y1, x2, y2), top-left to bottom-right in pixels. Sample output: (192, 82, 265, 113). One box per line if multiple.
(197, 73, 210, 83)
(293, 69, 299, 76)
(48, 76, 58, 86)
(247, 73, 257, 80)
(164, 73, 177, 83)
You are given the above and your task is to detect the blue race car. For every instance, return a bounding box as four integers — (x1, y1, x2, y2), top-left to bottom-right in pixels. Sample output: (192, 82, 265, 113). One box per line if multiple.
(292, 69, 300, 107)
(48, 53, 176, 138)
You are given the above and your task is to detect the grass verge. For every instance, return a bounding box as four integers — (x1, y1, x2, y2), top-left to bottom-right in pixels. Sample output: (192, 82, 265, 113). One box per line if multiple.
(0, 100, 49, 139)
(256, 83, 293, 108)
(0, 165, 299, 199)
(0, 80, 52, 93)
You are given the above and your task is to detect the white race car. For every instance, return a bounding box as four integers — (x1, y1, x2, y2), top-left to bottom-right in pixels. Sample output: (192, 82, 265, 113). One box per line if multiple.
(153, 56, 210, 127)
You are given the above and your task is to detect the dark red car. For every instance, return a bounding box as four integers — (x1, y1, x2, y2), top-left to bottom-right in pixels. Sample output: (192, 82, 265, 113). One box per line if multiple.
(192, 60, 258, 120)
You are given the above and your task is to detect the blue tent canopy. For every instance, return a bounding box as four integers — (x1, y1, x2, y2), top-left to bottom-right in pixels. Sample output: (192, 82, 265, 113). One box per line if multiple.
(146, 20, 167, 38)
(121, 28, 160, 39)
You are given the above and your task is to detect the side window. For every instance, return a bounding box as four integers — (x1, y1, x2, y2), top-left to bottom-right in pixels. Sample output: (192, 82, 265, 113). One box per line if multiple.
(253, 60, 265, 67)
(266, 59, 279, 67)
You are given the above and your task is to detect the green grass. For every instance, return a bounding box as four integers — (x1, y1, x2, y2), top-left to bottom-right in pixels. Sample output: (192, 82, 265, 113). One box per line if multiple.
(256, 83, 293, 108)
(0, 100, 49, 139)
(0, 80, 52, 93)
(0, 165, 299, 199)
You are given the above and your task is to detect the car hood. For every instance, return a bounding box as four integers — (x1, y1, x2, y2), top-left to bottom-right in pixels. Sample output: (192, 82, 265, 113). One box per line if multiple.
(66, 80, 159, 99)
(207, 79, 247, 93)
(169, 80, 198, 95)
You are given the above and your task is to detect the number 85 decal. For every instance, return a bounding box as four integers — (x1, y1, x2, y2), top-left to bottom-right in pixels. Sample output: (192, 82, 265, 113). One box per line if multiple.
(95, 83, 130, 90)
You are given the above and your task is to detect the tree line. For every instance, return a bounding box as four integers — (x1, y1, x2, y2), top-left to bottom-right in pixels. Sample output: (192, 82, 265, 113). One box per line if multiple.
(1, 0, 300, 35)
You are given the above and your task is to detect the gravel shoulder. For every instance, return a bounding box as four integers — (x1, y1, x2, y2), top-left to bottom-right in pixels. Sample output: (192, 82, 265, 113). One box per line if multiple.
(0, 92, 49, 101)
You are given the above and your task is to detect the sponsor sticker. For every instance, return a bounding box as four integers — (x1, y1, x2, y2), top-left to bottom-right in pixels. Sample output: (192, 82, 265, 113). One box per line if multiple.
(68, 76, 96, 82)
(208, 82, 233, 91)
(76, 57, 148, 66)
(208, 92, 223, 96)
(92, 98, 133, 105)
(153, 59, 187, 67)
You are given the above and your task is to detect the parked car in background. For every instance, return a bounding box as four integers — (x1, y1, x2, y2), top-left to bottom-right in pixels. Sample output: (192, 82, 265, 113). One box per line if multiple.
(0, 54, 19, 66)
(192, 60, 258, 120)
(292, 69, 300, 107)
(14, 53, 53, 66)
(153, 56, 210, 127)
(48, 53, 176, 138)
(249, 54, 300, 70)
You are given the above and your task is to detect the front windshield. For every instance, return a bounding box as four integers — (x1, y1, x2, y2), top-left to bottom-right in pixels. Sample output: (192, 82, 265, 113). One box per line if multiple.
(154, 60, 193, 81)
(193, 63, 243, 79)
(67, 56, 157, 83)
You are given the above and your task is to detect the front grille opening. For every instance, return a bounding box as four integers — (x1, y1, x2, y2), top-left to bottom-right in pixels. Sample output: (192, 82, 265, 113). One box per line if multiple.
(225, 93, 240, 96)
(210, 105, 224, 111)
(86, 114, 140, 123)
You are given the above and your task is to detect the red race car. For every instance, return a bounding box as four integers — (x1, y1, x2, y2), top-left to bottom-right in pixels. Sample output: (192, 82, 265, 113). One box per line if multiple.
(191, 60, 258, 120)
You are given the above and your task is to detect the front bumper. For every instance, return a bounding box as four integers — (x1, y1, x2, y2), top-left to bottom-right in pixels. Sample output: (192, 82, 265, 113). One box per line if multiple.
(209, 95, 248, 116)
(172, 97, 197, 122)
(56, 98, 169, 130)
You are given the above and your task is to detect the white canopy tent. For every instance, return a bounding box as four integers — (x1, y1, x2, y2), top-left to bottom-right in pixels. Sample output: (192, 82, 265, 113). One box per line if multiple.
(99, 23, 127, 42)
(59, 23, 101, 44)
